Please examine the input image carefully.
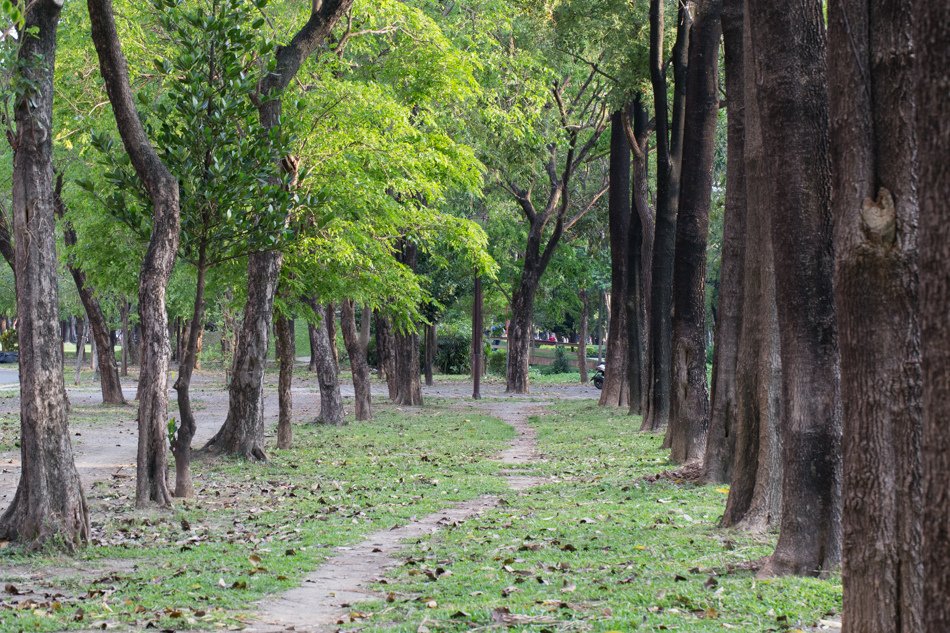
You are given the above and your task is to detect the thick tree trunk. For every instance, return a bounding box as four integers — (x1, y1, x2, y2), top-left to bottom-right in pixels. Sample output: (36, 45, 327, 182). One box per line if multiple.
(423, 322, 436, 386)
(600, 111, 631, 407)
(628, 95, 653, 417)
(506, 273, 537, 394)
(341, 299, 372, 420)
(828, 0, 922, 628)
(916, 0, 950, 625)
(120, 300, 129, 376)
(748, 0, 842, 576)
(704, 0, 746, 483)
(376, 311, 397, 400)
(720, 67, 783, 531)
(274, 314, 295, 447)
(359, 305, 371, 350)
(0, 0, 90, 549)
(645, 0, 691, 431)
(311, 300, 344, 425)
(667, 0, 721, 464)
(203, 250, 278, 460)
(56, 182, 125, 405)
(391, 242, 423, 405)
(577, 289, 589, 383)
(472, 276, 483, 399)
(326, 303, 338, 371)
(171, 256, 207, 498)
(89, 0, 180, 507)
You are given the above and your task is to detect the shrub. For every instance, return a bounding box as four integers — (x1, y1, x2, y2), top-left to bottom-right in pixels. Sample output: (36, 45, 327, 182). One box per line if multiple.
(488, 349, 507, 375)
(435, 332, 471, 375)
(0, 328, 17, 352)
(542, 345, 571, 375)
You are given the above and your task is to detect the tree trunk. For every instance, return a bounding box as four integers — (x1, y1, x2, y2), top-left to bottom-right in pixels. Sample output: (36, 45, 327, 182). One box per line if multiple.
(644, 0, 692, 431)
(472, 275, 483, 399)
(391, 242, 423, 405)
(89, 0, 180, 507)
(171, 254, 208, 499)
(360, 305, 371, 351)
(326, 303, 338, 371)
(667, 0, 721, 464)
(311, 300, 344, 425)
(748, 0, 842, 577)
(120, 300, 129, 376)
(74, 318, 87, 385)
(704, 0, 746, 483)
(0, 0, 90, 550)
(308, 322, 318, 371)
(274, 314, 295, 448)
(341, 299, 372, 420)
(55, 179, 125, 405)
(376, 311, 397, 400)
(600, 111, 631, 407)
(827, 0, 922, 627)
(916, 0, 950, 625)
(506, 271, 538, 394)
(214, 0, 353, 454)
(423, 322, 436, 386)
(628, 95, 653, 417)
(577, 289, 589, 383)
(720, 60, 783, 531)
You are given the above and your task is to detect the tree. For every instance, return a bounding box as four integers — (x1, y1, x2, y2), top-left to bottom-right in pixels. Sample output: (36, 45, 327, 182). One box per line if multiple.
(748, 0, 842, 576)
(666, 0, 721, 463)
(643, 0, 691, 432)
(827, 0, 922, 627)
(704, 0, 746, 483)
(0, 0, 90, 550)
(914, 0, 949, 627)
(274, 311, 295, 448)
(88, 0, 181, 508)
(340, 299, 371, 420)
(310, 297, 345, 423)
(55, 176, 125, 405)
(205, 0, 354, 460)
(599, 110, 631, 407)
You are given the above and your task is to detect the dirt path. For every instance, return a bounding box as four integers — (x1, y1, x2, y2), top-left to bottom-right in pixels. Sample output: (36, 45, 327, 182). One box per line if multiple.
(243, 400, 547, 633)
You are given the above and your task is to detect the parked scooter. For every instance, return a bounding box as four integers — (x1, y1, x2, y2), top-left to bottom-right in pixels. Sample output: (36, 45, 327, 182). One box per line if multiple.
(592, 363, 605, 390)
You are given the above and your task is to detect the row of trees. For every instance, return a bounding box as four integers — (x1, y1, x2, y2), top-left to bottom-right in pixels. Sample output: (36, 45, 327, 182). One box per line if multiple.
(581, 0, 948, 630)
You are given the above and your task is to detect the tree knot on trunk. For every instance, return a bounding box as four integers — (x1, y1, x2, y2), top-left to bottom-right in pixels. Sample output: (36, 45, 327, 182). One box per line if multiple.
(860, 187, 896, 246)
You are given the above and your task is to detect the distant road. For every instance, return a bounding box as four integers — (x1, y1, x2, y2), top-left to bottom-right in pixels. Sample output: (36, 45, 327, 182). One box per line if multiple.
(0, 367, 18, 388)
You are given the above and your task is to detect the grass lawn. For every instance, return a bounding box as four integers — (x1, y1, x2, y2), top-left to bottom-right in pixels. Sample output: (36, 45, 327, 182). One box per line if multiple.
(0, 404, 512, 632)
(346, 401, 842, 632)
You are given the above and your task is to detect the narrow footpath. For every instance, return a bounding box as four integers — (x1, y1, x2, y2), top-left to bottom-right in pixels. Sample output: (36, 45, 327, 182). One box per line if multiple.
(243, 401, 547, 632)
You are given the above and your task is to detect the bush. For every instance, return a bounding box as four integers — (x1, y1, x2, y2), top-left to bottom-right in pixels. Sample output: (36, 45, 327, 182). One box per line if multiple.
(435, 332, 471, 375)
(0, 328, 17, 352)
(542, 345, 571, 375)
(488, 349, 507, 376)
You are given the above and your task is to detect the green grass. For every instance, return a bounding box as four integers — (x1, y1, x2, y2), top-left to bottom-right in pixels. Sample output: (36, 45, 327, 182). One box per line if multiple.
(0, 405, 513, 632)
(0, 413, 15, 451)
(346, 401, 842, 632)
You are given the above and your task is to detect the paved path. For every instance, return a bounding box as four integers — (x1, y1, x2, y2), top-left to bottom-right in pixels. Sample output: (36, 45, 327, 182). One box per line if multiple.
(243, 401, 547, 633)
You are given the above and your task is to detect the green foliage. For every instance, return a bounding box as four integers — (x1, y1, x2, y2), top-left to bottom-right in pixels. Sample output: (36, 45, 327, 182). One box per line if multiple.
(0, 327, 15, 352)
(434, 332, 471, 375)
(487, 349, 507, 376)
(542, 344, 571, 375)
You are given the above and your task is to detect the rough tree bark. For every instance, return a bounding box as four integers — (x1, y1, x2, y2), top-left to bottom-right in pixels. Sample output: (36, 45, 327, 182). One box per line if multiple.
(170, 251, 207, 498)
(388, 242, 423, 405)
(311, 299, 344, 425)
(666, 0, 721, 464)
(704, 0, 746, 483)
(624, 95, 653, 417)
(0, 0, 90, 550)
(340, 299, 371, 420)
(827, 0, 922, 628)
(472, 276, 483, 399)
(274, 314, 294, 448)
(89, 0, 181, 507)
(720, 52, 783, 531)
(600, 110, 631, 407)
(748, 0, 842, 577)
(207, 0, 353, 458)
(913, 0, 949, 628)
(55, 176, 125, 405)
(644, 0, 691, 431)
(308, 322, 318, 371)
(375, 311, 397, 400)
